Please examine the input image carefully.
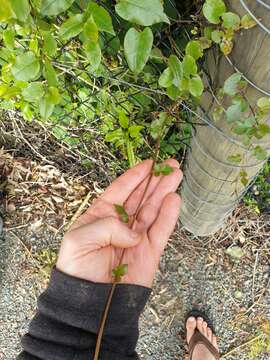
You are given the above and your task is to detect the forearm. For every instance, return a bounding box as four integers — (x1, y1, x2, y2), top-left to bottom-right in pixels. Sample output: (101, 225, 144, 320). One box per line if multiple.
(17, 268, 151, 360)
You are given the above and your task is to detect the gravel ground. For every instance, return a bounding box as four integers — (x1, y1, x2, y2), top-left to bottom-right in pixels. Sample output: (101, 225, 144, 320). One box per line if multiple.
(0, 217, 269, 360)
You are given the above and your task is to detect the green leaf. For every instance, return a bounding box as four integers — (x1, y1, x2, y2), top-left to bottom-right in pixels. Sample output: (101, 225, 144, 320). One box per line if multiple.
(168, 55, 183, 88)
(11, 52, 40, 81)
(87, 2, 115, 35)
(211, 30, 223, 44)
(48, 86, 61, 104)
(227, 154, 242, 163)
(22, 82, 44, 102)
(223, 73, 242, 96)
(0, 0, 13, 22)
(116, 0, 169, 26)
(226, 246, 245, 260)
(222, 12, 240, 30)
(188, 75, 204, 97)
(40, 0, 75, 16)
(202, 0, 226, 24)
(105, 129, 123, 142)
(241, 14, 257, 29)
(150, 112, 171, 139)
(83, 17, 99, 43)
(84, 41, 101, 70)
(166, 84, 181, 100)
(128, 125, 144, 138)
(256, 124, 270, 138)
(11, 0, 30, 22)
(43, 60, 58, 86)
(39, 95, 55, 120)
(159, 67, 173, 88)
(124, 27, 153, 75)
(114, 204, 129, 223)
(119, 110, 129, 129)
(185, 40, 203, 60)
(226, 103, 242, 123)
(3, 28, 15, 49)
(257, 97, 270, 112)
(43, 32, 57, 57)
(112, 263, 128, 281)
(252, 145, 267, 160)
(240, 169, 248, 186)
(153, 163, 173, 176)
(182, 55, 197, 78)
(233, 118, 255, 135)
(59, 14, 84, 41)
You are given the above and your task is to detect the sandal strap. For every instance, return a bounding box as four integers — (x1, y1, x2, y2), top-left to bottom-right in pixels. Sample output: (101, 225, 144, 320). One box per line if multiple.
(189, 330, 220, 360)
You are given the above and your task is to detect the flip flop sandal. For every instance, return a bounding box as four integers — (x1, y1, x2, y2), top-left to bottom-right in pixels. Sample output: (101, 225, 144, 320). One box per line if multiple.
(185, 309, 220, 360)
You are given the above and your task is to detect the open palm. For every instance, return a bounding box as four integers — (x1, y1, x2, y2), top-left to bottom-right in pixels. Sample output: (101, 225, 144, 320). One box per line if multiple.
(57, 159, 182, 287)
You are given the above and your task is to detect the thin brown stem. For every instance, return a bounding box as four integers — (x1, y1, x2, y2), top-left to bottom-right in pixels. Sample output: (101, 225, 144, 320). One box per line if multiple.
(93, 137, 161, 360)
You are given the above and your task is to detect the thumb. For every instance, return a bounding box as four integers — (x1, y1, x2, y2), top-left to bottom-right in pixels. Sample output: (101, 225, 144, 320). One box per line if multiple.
(67, 216, 140, 250)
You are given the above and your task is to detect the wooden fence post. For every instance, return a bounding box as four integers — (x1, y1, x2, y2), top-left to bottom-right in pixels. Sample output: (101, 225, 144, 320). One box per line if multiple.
(180, 0, 270, 236)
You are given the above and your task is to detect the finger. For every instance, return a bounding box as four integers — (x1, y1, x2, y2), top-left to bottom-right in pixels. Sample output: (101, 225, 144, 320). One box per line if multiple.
(125, 158, 180, 215)
(66, 216, 140, 250)
(135, 167, 182, 231)
(148, 192, 181, 258)
(101, 159, 153, 204)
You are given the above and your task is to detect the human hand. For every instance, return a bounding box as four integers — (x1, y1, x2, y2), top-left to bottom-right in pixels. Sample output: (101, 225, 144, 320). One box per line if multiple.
(56, 159, 182, 287)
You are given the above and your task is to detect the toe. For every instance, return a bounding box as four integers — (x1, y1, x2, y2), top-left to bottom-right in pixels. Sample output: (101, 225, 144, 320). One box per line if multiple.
(213, 335, 218, 349)
(202, 321, 208, 336)
(186, 317, 196, 343)
(207, 327, 212, 341)
(196, 317, 203, 333)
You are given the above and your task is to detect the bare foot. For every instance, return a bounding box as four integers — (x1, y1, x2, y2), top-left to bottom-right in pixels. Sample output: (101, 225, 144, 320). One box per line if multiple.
(186, 316, 219, 359)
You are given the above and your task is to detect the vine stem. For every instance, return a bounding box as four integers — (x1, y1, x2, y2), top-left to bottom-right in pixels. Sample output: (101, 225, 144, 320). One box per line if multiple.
(93, 137, 161, 360)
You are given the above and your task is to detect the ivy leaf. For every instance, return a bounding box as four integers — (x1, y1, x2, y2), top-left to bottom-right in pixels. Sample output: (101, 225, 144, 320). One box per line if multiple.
(43, 60, 58, 86)
(43, 32, 57, 57)
(11, 52, 40, 81)
(124, 27, 153, 75)
(168, 55, 183, 88)
(159, 67, 173, 88)
(153, 163, 173, 176)
(115, 0, 169, 26)
(112, 264, 128, 281)
(185, 40, 203, 60)
(202, 0, 226, 24)
(11, 0, 30, 22)
(183, 55, 197, 78)
(114, 204, 129, 223)
(0, 0, 13, 22)
(118, 110, 129, 129)
(188, 75, 204, 97)
(222, 12, 240, 30)
(39, 95, 55, 120)
(83, 17, 99, 44)
(252, 145, 267, 160)
(84, 41, 101, 70)
(226, 246, 245, 260)
(224, 73, 242, 96)
(227, 154, 242, 163)
(40, 0, 75, 16)
(241, 14, 257, 29)
(59, 14, 84, 41)
(87, 2, 115, 35)
(22, 82, 44, 102)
